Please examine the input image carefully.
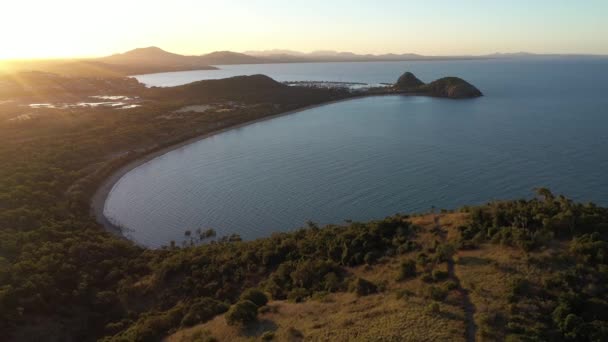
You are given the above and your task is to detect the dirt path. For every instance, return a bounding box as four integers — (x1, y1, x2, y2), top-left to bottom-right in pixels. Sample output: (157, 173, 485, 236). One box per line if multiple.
(447, 257, 477, 342)
(435, 214, 477, 342)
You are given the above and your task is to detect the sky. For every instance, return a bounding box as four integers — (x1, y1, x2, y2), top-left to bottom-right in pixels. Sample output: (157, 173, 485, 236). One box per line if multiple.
(1, 0, 607, 60)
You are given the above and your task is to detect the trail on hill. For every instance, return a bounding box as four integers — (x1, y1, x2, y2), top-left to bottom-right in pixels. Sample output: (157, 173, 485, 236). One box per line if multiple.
(435, 214, 478, 342)
(447, 257, 477, 342)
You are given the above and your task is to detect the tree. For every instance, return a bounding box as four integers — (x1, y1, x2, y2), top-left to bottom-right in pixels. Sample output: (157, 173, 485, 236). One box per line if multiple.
(349, 277, 377, 296)
(240, 288, 268, 307)
(397, 259, 416, 280)
(225, 300, 258, 325)
(535, 187, 554, 202)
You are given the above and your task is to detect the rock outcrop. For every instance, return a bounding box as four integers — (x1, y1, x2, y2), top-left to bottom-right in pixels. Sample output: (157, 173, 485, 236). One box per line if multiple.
(424, 77, 483, 99)
(395, 72, 425, 90)
(393, 72, 482, 99)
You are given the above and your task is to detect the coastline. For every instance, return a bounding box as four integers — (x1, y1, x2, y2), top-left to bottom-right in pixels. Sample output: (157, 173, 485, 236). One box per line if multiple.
(90, 95, 369, 241)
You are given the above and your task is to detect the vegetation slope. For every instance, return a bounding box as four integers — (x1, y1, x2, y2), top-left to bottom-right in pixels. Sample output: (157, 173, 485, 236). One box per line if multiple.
(0, 71, 605, 342)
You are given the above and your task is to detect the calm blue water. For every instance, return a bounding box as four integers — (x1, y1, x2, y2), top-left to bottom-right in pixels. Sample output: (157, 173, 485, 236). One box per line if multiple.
(109, 59, 608, 248)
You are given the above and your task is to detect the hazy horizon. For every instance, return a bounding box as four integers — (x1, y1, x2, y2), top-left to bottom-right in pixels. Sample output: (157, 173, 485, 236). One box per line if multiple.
(2, 0, 607, 60)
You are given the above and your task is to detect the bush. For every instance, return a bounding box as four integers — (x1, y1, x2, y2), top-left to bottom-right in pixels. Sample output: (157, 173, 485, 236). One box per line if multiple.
(181, 297, 229, 327)
(349, 277, 378, 296)
(364, 251, 381, 265)
(426, 302, 441, 315)
(421, 273, 434, 283)
(287, 327, 304, 339)
(435, 244, 455, 262)
(117, 304, 185, 342)
(311, 291, 330, 302)
(427, 286, 448, 301)
(323, 272, 342, 292)
(444, 280, 458, 291)
(432, 270, 449, 281)
(287, 288, 310, 303)
(225, 300, 258, 326)
(397, 259, 416, 280)
(261, 331, 275, 340)
(395, 289, 414, 300)
(240, 288, 268, 307)
(417, 252, 430, 265)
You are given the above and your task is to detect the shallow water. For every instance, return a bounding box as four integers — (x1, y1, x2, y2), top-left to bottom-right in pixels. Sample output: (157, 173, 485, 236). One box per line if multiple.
(108, 58, 608, 248)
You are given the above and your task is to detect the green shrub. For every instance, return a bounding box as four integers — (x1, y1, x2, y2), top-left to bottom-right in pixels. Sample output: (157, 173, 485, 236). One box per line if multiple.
(323, 272, 342, 292)
(435, 244, 455, 262)
(444, 280, 458, 291)
(240, 288, 269, 307)
(427, 286, 448, 301)
(225, 300, 258, 326)
(364, 251, 381, 265)
(287, 288, 310, 303)
(181, 297, 229, 327)
(432, 269, 449, 281)
(188, 329, 217, 342)
(261, 331, 275, 340)
(421, 273, 434, 283)
(116, 304, 185, 342)
(417, 252, 430, 265)
(426, 302, 441, 315)
(311, 291, 330, 302)
(349, 277, 377, 296)
(397, 259, 416, 280)
(395, 289, 414, 300)
(287, 327, 304, 339)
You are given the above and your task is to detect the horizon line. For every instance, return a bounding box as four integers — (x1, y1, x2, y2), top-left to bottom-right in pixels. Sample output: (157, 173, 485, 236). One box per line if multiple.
(1, 46, 608, 63)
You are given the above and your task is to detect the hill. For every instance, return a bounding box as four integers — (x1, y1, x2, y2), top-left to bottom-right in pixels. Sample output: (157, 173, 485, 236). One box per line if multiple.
(424, 77, 483, 99)
(152, 191, 608, 341)
(99, 46, 217, 73)
(198, 51, 266, 65)
(243, 49, 484, 62)
(394, 72, 483, 99)
(147, 74, 350, 105)
(0, 47, 218, 77)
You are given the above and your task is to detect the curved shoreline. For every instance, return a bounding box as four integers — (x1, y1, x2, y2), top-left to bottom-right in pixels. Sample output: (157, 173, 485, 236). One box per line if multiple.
(91, 96, 372, 242)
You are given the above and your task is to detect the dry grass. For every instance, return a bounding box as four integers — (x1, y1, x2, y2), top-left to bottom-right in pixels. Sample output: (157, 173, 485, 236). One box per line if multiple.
(167, 213, 471, 341)
(167, 212, 563, 342)
(168, 289, 465, 342)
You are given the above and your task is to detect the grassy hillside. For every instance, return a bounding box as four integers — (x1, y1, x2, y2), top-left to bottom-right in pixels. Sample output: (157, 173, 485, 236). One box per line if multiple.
(163, 200, 608, 342)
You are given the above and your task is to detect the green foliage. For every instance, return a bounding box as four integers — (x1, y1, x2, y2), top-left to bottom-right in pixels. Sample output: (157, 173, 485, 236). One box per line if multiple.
(287, 288, 310, 303)
(348, 277, 378, 296)
(181, 298, 229, 327)
(426, 302, 441, 315)
(427, 286, 448, 301)
(435, 243, 455, 262)
(239, 288, 268, 308)
(397, 259, 417, 281)
(287, 327, 304, 339)
(112, 304, 185, 342)
(432, 270, 449, 281)
(261, 331, 275, 341)
(225, 300, 258, 326)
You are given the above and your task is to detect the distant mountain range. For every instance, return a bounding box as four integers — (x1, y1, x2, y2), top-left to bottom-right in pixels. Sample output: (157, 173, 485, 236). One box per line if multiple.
(4, 47, 606, 78)
(101, 47, 607, 68)
(100, 47, 265, 68)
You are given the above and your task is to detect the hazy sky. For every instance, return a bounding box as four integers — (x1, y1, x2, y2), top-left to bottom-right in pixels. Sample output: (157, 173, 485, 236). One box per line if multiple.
(2, 0, 607, 59)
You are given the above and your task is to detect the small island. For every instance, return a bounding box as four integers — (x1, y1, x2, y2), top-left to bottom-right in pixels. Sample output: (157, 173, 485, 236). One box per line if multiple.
(394, 71, 483, 99)
(279, 71, 483, 99)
